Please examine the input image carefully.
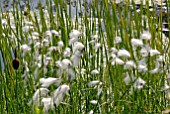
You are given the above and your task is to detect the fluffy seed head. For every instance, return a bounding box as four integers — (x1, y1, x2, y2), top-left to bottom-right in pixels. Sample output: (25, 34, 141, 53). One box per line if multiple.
(69, 29, 82, 39)
(140, 31, 151, 40)
(117, 49, 130, 58)
(131, 38, 143, 47)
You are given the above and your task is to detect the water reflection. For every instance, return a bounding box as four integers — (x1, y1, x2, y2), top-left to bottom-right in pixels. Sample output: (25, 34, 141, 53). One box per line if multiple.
(0, 0, 48, 12)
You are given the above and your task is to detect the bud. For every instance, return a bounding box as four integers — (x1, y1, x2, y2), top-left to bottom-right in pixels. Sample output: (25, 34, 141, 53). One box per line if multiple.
(12, 58, 20, 70)
(12, 48, 20, 70)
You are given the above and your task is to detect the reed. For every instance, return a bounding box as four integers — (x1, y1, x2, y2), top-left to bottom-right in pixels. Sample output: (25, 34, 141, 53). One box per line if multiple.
(0, 0, 169, 113)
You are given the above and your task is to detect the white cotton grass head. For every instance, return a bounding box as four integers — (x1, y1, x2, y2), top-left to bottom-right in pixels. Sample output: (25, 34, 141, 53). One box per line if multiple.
(87, 80, 100, 86)
(53, 84, 70, 107)
(69, 37, 79, 46)
(110, 47, 118, 54)
(114, 36, 122, 44)
(149, 49, 160, 56)
(140, 47, 149, 57)
(2, 18, 7, 25)
(42, 39, 49, 47)
(71, 54, 81, 67)
(45, 56, 52, 62)
(89, 110, 94, 114)
(91, 34, 98, 39)
(44, 56, 52, 66)
(81, 68, 86, 75)
(157, 55, 164, 62)
(51, 30, 59, 36)
(69, 29, 82, 39)
(25, 21, 33, 26)
(45, 30, 52, 38)
(55, 60, 62, 68)
(137, 58, 148, 72)
(63, 47, 71, 57)
(124, 60, 136, 70)
(57, 40, 64, 48)
(41, 97, 54, 112)
(20, 44, 31, 53)
(131, 38, 143, 47)
(40, 77, 61, 88)
(91, 69, 99, 75)
(37, 54, 43, 61)
(140, 31, 151, 40)
(48, 46, 57, 52)
(11, 25, 16, 30)
(89, 40, 96, 44)
(22, 25, 33, 32)
(117, 49, 130, 58)
(73, 42, 84, 52)
(111, 57, 124, 66)
(74, 50, 82, 57)
(32, 88, 49, 105)
(32, 32, 39, 38)
(90, 100, 98, 105)
(61, 59, 72, 69)
(133, 77, 146, 90)
(138, 64, 147, 73)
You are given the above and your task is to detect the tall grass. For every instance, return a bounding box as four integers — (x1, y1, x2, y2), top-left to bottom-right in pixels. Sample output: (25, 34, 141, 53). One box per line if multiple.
(0, 0, 170, 113)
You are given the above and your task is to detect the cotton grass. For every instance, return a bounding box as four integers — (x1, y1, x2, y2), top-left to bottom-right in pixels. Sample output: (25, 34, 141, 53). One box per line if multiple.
(0, 0, 169, 113)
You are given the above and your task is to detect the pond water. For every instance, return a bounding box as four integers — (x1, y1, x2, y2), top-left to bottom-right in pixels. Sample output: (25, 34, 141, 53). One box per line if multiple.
(0, 0, 166, 12)
(0, 0, 92, 18)
(0, 0, 49, 11)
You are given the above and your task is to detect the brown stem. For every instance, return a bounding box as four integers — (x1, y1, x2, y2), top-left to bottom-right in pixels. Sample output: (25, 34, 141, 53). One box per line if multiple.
(14, 48, 17, 58)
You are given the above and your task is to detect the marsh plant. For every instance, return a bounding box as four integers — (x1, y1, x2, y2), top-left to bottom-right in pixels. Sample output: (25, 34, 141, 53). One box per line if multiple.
(0, 0, 170, 113)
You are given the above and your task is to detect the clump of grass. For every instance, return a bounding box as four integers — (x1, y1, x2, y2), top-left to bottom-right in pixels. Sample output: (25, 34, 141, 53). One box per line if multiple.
(0, 0, 170, 113)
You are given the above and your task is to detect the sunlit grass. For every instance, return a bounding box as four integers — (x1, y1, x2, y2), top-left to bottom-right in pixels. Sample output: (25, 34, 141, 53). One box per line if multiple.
(0, 0, 170, 113)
